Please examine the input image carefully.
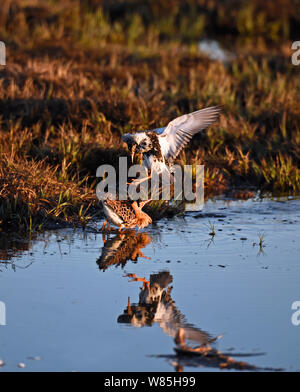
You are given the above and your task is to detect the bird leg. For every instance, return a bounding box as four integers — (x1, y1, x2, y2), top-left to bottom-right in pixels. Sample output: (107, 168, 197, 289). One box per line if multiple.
(118, 224, 124, 234)
(131, 247, 150, 260)
(101, 220, 108, 232)
(126, 273, 150, 291)
(101, 221, 110, 243)
(141, 279, 150, 291)
(137, 251, 151, 260)
(127, 297, 132, 315)
(101, 220, 112, 233)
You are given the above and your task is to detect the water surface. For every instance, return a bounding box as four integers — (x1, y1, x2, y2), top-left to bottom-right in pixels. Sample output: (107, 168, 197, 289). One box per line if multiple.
(0, 197, 300, 371)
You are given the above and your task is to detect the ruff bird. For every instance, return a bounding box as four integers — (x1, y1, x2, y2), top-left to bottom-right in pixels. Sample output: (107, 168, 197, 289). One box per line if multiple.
(122, 106, 221, 177)
(101, 197, 152, 232)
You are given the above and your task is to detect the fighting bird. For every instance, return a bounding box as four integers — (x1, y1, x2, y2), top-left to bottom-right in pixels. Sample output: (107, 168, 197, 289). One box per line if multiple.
(122, 106, 221, 177)
(97, 231, 152, 271)
(101, 197, 152, 232)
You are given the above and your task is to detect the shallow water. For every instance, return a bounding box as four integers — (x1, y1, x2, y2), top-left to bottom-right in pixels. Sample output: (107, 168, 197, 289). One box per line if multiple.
(0, 197, 300, 372)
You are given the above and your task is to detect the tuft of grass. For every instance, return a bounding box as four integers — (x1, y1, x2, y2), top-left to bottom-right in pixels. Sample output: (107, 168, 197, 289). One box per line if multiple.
(253, 231, 265, 255)
(205, 220, 215, 237)
(258, 232, 265, 249)
(0, 155, 98, 232)
(144, 200, 185, 221)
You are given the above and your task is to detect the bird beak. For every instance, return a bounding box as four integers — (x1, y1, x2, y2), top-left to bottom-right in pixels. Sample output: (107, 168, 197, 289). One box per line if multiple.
(128, 297, 132, 315)
(131, 144, 137, 163)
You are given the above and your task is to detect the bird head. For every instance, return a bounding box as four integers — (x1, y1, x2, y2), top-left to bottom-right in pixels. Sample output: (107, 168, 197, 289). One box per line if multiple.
(122, 132, 152, 162)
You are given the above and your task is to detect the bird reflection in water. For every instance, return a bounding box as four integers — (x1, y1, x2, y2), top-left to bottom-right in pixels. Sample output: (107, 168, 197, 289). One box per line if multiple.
(118, 271, 270, 371)
(96, 229, 152, 271)
(96, 232, 271, 371)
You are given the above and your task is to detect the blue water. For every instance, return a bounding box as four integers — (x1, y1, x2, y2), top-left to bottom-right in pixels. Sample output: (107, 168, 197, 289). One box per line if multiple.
(0, 197, 300, 371)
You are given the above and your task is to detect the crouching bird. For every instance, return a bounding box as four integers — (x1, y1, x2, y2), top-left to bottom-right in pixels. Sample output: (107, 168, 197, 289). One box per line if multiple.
(101, 196, 152, 233)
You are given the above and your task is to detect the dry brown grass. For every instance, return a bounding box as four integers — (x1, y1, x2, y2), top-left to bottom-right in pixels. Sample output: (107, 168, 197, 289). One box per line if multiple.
(0, 154, 98, 231)
(0, 0, 299, 231)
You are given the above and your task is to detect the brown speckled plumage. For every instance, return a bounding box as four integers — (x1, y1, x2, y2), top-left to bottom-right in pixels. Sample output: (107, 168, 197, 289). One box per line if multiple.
(105, 199, 136, 224)
(97, 231, 152, 271)
(102, 197, 152, 230)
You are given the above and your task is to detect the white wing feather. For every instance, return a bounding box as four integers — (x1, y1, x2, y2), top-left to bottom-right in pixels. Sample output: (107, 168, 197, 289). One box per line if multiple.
(159, 106, 221, 160)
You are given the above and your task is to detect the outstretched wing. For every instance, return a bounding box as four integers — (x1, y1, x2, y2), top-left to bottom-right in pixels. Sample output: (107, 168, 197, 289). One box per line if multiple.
(159, 106, 221, 160)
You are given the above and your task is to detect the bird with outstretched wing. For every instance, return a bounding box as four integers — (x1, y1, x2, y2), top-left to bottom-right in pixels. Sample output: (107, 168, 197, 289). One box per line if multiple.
(122, 106, 222, 177)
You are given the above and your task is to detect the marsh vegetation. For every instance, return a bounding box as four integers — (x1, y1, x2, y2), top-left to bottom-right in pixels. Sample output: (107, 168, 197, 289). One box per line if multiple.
(0, 0, 299, 231)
